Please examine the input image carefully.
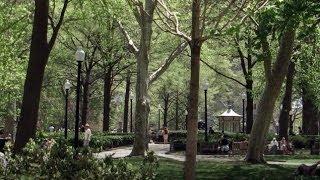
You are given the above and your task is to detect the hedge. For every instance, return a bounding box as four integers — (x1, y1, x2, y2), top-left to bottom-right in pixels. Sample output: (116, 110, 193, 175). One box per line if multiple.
(168, 131, 248, 144)
(36, 131, 134, 151)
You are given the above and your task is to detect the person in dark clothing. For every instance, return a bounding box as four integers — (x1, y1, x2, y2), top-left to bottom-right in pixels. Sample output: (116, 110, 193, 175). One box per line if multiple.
(209, 126, 214, 134)
(219, 135, 229, 153)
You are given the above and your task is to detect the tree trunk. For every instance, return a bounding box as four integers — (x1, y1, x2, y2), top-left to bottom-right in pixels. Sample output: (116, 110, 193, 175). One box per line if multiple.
(289, 117, 294, 135)
(244, 45, 254, 134)
(123, 71, 131, 133)
(302, 88, 319, 135)
(175, 91, 179, 130)
(81, 71, 91, 126)
(13, 0, 49, 153)
(246, 79, 254, 134)
(163, 93, 169, 127)
(278, 62, 295, 139)
(246, 29, 295, 163)
(130, 0, 156, 156)
(184, 0, 201, 179)
(103, 66, 113, 132)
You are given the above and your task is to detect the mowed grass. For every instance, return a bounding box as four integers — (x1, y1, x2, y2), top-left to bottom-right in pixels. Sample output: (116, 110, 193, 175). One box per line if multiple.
(118, 157, 320, 180)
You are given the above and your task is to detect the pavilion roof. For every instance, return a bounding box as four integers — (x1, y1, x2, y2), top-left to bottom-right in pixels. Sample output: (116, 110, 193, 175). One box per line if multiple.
(217, 108, 242, 117)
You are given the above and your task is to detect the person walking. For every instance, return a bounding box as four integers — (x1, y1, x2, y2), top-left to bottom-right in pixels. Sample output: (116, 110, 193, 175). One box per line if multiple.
(162, 127, 169, 144)
(83, 123, 92, 147)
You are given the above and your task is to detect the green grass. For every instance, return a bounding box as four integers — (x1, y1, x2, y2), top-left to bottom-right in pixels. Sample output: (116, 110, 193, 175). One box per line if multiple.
(265, 150, 320, 164)
(118, 157, 320, 180)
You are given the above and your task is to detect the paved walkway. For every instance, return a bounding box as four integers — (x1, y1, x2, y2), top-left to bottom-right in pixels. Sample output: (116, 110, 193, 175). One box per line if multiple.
(94, 144, 313, 166)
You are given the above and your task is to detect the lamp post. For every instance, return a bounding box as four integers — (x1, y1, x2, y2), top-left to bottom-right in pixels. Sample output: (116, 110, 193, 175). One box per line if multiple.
(74, 48, 85, 149)
(64, 80, 71, 139)
(203, 81, 209, 142)
(184, 110, 188, 130)
(130, 92, 134, 133)
(242, 93, 246, 133)
(158, 104, 161, 131)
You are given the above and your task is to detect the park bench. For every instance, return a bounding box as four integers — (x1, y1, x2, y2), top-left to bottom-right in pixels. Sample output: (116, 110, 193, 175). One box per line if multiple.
(264, 141, 295, 155)
(198, 142, 219, 154)
(231, 141, 248, 155)
(170, 140, 186, 151)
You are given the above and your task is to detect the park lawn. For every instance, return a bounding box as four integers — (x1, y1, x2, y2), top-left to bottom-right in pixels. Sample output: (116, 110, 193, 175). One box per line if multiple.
(120, 157, 320, 180)
(265, 150, 320, 164)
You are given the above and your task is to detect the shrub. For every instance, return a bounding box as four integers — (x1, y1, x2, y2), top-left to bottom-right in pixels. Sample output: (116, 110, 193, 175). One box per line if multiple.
(0, 138, 158, 179)
(34, 131, 135, 152)
(168, 131, 249, 144)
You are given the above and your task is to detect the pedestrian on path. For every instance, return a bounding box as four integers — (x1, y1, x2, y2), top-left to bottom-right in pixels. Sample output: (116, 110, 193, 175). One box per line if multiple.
(162, 127, 169, 144)
(83, 123, 92, 147)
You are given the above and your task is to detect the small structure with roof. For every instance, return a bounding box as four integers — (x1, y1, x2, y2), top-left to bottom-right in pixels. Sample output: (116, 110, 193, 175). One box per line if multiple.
(217, 106, 242, 133)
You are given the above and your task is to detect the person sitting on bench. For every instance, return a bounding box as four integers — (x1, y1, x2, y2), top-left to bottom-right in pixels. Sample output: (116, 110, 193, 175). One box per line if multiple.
(268, 138, 279, 154)
(219, 135, 230, 153)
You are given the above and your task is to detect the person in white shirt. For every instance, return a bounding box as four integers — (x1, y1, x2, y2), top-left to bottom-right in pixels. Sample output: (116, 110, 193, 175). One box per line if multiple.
(268, 138, 279, 154)
(83, 123, 92, 147)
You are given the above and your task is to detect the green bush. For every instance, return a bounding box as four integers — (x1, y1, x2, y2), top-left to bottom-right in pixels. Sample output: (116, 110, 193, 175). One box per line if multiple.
(0, 138, 158, 179)
(169, 131, 249, 144)
(35, 131, 135, 152)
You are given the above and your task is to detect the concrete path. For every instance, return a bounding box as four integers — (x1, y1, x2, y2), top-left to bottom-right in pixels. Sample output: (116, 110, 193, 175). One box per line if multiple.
(94, 143, 313, 166)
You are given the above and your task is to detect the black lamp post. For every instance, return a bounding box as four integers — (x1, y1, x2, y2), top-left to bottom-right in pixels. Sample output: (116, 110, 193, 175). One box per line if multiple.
(242, 93, 246, 133)
(64, 80, 71, 139)
(203, 81, 209, 142)
(158, 104, 161, 131)
(130, 92, 134, 133)
(74, 48, 85, 149)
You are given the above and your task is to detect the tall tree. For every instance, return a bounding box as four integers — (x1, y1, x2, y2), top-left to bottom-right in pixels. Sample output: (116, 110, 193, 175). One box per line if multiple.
(14, 0, 68, 153)
(120, 0, 188, 155)
(245, 0, 316, 163)
(155, 0, 245, 178)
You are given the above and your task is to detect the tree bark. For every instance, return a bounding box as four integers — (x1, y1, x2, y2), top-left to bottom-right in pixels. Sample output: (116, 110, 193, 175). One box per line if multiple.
(163, 93, 169, 127)
(245, 53, 254, 133)
(175, 91, 179, 130)
(184, 0, 201, 179)
(81, 71, 91, 126)
(13, 0, 49, 153)
(103, 66, 113, 132)
(246, 29, 295, 163)
(130, 0, 156, 156)
(302, 88, 319, 135)
(123, 71, 131, 133)
(278, 62, 295, 139)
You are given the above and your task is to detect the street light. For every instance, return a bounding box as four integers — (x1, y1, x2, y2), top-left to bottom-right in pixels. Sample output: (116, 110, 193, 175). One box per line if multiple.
(203, 81, 209, 142)
(242, 93, 246, 133)
(184, 110, 188, 130)
(158, 104, 162, 131)
(130, 91, 134, 133)
(64, 80, 71, 139)
(74, 48, 85, 149)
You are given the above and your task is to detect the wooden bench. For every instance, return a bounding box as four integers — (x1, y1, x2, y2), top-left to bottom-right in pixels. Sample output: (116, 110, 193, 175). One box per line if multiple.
(198, 143, 219, 154)
(231, 141, 248, 155)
